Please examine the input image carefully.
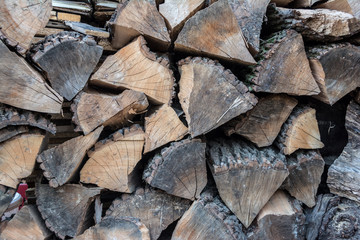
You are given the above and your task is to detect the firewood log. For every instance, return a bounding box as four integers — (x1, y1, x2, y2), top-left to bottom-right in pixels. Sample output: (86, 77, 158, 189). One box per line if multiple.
(105, 187, 191, 240)
(315, 0, 360, 19)
(143, 138, 207, 200)
(64, 21, 110, 38)
(0, 126, 30, 144)
(207, 138, 289, 228)
(90, 36, 175, 105)
(80, 125, 145, 193)
(293, 0, 321, 7)
(270, 0, 293, 7)
(178, 57, 257, 138)
(36, 183, 101, 239)
(52, 0, 92, 16)
(355, 88, 360, 104)
(0, 185, 15, 217)
(224, 94, 298, 147)
(37, 127, 103, 188)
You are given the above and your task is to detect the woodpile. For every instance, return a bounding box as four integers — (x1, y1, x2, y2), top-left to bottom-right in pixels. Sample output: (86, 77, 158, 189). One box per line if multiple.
(0, 0, 359, 239)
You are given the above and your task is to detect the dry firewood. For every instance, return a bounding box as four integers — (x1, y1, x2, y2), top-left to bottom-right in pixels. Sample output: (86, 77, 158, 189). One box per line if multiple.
(108, 0, 170, 50)
(64, 21, 110, 38)
(143, 138, 207, 200)
(36, 184, 101, 239)
(30, 31, 103, 101)
(355, 88, 360, 104)
(207, 138, 289, 228)
(71, 90, 148, 135)
(270, 0, 293, 6)
(94, 0, 118, 11)
(0, 41, 63, 114)
(308, 43, 360, 105)
(0, 205, 52, 240)
(246, 30, 320, 96)
(224, 94, 298, 147)
(305, 194, 360, 240)
(144, 105, 188, 153)
(0, 126, 29, 143)
(315, 0, 360, 19)
(175, 0, 255, 65)
(37, 126, 103, 188)
(0, 185, 15, 217)
(327, 101, 360, 203)
(91, 36, 175, 105)
(178, 57, 257, 138)
(275, 106, 324, 155)
(0, 0, 52, 54)
(80, 125, 145, 193)
(293, 0, 321, 7)
(282, 150, 325, 207)
(52, 0, 92, 16)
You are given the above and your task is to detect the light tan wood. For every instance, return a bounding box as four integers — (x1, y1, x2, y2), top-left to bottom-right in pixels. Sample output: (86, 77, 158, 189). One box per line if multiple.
(36, 27, 64, 37)
(257, 191, 295, 220)
(58, 12, 81, 22)
(316, 0, 360, 19)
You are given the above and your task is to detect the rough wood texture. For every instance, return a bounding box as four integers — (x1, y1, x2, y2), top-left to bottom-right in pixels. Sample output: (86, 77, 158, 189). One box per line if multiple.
(36, 184, 101, 239)
(108, 0, 170, 50)
(0, 0, 52, 54)
(316, 0, 360, 19)
(143, 138, 207, 200)
(270, 0, 293, 6)
(71, 90, 148, 135)
(80, 125, 145, 193)
(52, 0, 92, 16)
(144, 105, 188, 153)
(91, 36, 175, 105)
(308, 43, 360, 105)
(293, 0, 321, 7)
(283, 150, 325, 207)
(0, 126, 29, 143)
(175, 0, 256, 65)
(246, 30, 320, 96)
(37, 126, 103, 188)
(0, 41, 63, 114)
(276, 106, 324, 155)
(178, 57, 257, 138)
(305, 194, 360, 240)
(208, 138, 289, 228)
(327, 101, 360, 203)
(224, 95, 298, 147)
(64, 21, 110, 38)
(30, 31, 103, 101)
(0, 205, 52, 240)
(0, 185, 15, 217)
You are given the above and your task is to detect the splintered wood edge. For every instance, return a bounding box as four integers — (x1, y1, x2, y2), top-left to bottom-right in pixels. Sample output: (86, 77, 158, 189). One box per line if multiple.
(70, 92, 84, 132)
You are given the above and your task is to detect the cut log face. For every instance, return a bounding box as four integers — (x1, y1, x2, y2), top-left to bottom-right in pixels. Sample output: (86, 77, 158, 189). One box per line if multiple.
(0, 132, 45, 188)
(208, 138, 289, 228)
(71, 90, 149, 135)
(175, 0, 256, 65)
(0, 185, 15, 217)
(0, 41, 63, 114)
(90, 36, 175, 105)
(316, 0, 360, 19)
(144, 105, 188, 153)
(308, 44, 360, 105)
(37, 126, 103, 188)
(247, 30, 320, 96)
(178, 57, 258, 138)
(276, 106, 324, 155)
(30, 31, 103, 101)
(283, 150, 325, 207)
(143, 138, 207, 200)
(327, 101, 360, 203)
(80, 125, 145, 193)
(0, 0, 52, 54)
(0, 205, 52, 240)
(108, 0, 170, 50)
(105, 187, 191, 240)
(0, 126, 29, 144)
(224, 94, 298, 147)
(36, 184, 101, 239)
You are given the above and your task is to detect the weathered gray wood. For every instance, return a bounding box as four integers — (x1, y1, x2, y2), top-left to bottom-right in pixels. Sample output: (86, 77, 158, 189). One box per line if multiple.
(315, 0, 360, 20)
(0, 126, 29, 143)
(64, 21, 110, 38)
(0, 185, 15, 217)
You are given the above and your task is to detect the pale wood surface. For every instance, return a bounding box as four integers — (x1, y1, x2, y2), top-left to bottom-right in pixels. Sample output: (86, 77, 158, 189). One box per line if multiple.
(316, 0, 360, 19)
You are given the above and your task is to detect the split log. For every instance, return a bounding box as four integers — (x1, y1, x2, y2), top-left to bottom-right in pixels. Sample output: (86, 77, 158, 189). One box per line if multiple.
(270, 0, 293, 7)
(175, 0, 256, 65)
(143, 138, 207, 200)
(71, 90, 148, 135)
(143, 105, 188, 153)
(105, 187, 191, 240)
(0, 126, 29, 143)
(327, 101, 360, 203)
(316, 0, 360, 19)
(0, 41, 63, 114)
(293, 0, 321, 7)
(80, 125, 145, 193)
(108, 0, 171, 50)
(37, 126, 103, 188)
(90, 36, 175, 105)
(64, 21, 110, 38)
(0, 205, 52, 240)
(305, 194, 360, 240)
(0, 0, 52, 54)
(246, 29, 320, 96)
(178, 57, 257, 138)
(36, 184, 101, 239)
(283, 150, 325, 207)
(308, 43, 360, 105)
(52, 0, 92, 16)
(207, 138, 289, 228)
(30, 31, 103, 101)
(224, 94, 298, 147)
(275, 106, 324, 155)
(0, 185, 15, 217)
